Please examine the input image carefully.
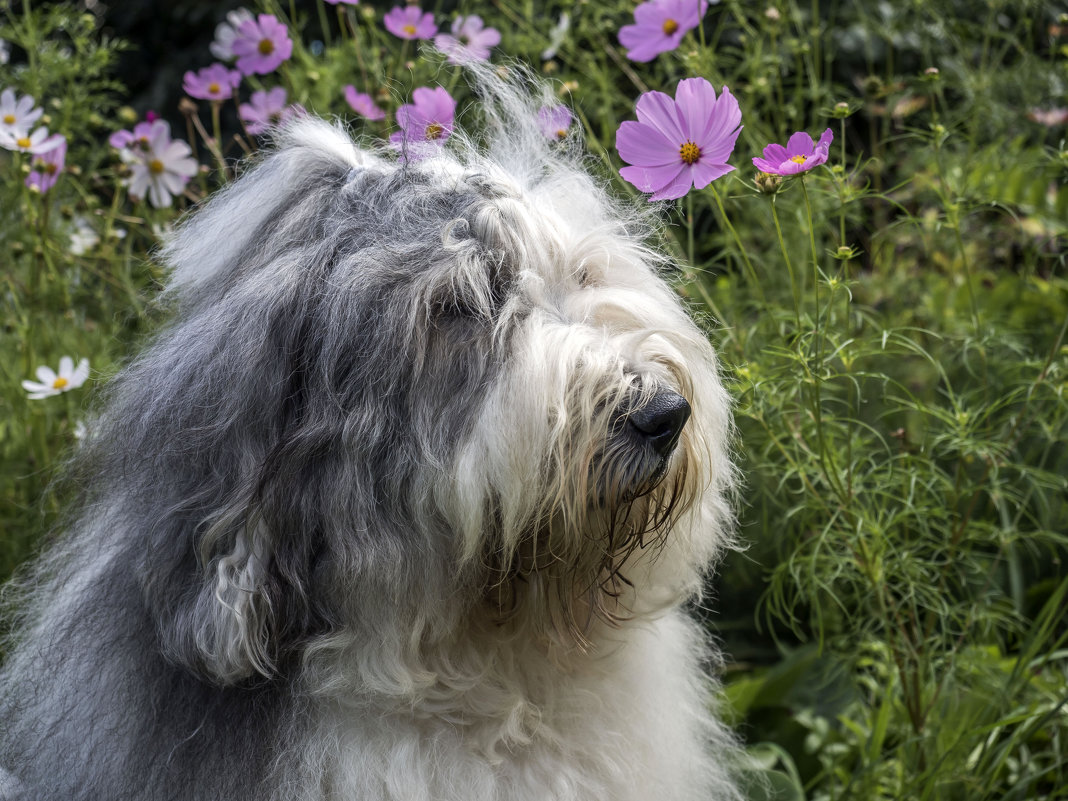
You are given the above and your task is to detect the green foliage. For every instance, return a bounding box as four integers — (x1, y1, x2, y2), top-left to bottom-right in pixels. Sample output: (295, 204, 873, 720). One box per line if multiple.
(1, 0, 1066, 798)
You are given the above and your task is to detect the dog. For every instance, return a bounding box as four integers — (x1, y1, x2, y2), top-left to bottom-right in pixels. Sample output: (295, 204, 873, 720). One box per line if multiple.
(0, 75, 740, 800)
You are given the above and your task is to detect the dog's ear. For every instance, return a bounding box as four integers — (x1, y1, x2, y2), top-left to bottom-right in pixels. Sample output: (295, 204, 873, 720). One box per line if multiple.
(161, 117, 382, 298)
(146, 507, 320, 686)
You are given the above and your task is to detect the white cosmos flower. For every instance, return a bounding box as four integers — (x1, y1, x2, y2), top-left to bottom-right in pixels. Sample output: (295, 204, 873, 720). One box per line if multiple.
(0, 88, 43, 138)
(22, 356, 90, 400)
(541, 12, 570, 60)
(210, 8, 255, 61)
(69, 216, 100, 256)
(126, 120, 198, 208)
(0, 124, 54, 154)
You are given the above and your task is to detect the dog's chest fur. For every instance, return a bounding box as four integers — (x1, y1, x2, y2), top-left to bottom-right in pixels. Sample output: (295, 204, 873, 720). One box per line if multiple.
(294, 612, 722, 801)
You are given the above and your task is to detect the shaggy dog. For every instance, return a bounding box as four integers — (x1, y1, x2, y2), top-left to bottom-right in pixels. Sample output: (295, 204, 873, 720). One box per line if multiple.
(0, 78, 740, 800)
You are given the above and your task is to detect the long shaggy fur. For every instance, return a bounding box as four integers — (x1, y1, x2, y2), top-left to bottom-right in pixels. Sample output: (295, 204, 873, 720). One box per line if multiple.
(0, 72, 741, 800)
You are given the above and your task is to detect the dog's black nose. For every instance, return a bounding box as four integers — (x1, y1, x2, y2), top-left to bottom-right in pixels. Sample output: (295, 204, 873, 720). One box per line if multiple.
(629, 390, 691, 457)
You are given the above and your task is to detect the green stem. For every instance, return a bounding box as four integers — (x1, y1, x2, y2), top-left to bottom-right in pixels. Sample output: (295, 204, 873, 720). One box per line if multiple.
(316, 0, 333, 48)
(708, 183, 763, 299)
(770, 196, 800, 329)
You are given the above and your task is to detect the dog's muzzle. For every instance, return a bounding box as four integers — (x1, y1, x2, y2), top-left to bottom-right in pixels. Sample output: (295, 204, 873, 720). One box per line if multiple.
(628, 389, 691, 459)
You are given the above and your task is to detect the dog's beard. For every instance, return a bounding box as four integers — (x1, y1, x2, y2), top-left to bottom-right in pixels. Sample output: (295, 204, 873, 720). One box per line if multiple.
(480, 421, 696, 648)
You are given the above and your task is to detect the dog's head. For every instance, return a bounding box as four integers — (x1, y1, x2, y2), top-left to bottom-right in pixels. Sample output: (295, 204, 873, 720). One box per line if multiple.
(87, 76, 734, 687)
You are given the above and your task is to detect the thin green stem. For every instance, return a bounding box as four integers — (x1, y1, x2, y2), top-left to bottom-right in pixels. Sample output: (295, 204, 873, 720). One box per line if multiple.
(770, 196, 800, 329)
(708, 183, 763, 299)
(316, 0, 333, 48)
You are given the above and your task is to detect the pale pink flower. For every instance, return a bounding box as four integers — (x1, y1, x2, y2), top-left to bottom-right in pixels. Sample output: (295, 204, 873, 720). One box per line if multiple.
(389, 87, 456, 161)
(383, 6, 437, 40)
(239, 87, 293, 134)
(619, 0, 710, 63)
(616, 78, 741, 201)
(232, 14, 293, 76)
(752, 129, 834, 176)
(344, 86, 386, 121)
(434, 16, 501, 64)
(210, 8, 255, 61)
(25, 134, 66, 193)
(537, 105, 573, 141)
(125, 120, 198, 208)
(183, 63, 242, 101)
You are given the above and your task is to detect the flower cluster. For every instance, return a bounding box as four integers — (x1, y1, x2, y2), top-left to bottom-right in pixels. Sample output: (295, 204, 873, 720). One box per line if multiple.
(0, 88, 67, 192)
(615, 78, 835, 201)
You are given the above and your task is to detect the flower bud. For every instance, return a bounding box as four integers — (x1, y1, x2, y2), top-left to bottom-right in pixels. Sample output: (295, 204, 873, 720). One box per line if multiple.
(755, 171, 782, 194)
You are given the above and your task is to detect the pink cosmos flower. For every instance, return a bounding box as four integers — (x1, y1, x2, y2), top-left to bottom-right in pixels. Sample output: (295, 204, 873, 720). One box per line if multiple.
(389, 87, 456, 161)
(124, 120, 199, 208)
(232, 14, 293, 76)
(752, 129, 833, 176)
(0, 125, 56, 154)
(324, 0, 359, 4)
(210, 8, 254, 61)
(434, 15, 501, 64)
(25, 134, 66, 193)
(619, 0, 709, 63)
(383, 6, 437, 40)
(0, 88, 43, 139)
(239, 87, 294, 134)
(537, 105, 573, 141)
(182, 63, 242, 101)
(1027, 107, 1068, 127)
(344, 86, 386, 121)
(616, 77, 741, 201)
(109, 119, 157, 151)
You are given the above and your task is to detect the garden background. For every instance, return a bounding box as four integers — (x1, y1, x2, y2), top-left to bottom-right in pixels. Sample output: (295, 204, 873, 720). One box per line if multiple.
(1, 0, 1066, 798)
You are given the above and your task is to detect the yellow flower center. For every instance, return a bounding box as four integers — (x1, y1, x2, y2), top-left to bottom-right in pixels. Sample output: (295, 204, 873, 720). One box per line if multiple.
(16, 136, 31, 149)
(403, 24, 417, 36)
(790, 155, 807, 164)
(52, 376, 69, 390)
(149, 158, 165, 174)
(208, 82, 221, 94)
(44, 162, 58, 175)
(662, 18, 679, 35)
(679, 141, 701, 165)
(425, 122, 444, 140)
(2, 114, 14, 125)
(556, 128, 568, 139)
(258, 38, 275, 55)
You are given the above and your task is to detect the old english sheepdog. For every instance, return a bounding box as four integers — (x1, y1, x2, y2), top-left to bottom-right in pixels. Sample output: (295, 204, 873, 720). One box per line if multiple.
(0, 76, 740, 800)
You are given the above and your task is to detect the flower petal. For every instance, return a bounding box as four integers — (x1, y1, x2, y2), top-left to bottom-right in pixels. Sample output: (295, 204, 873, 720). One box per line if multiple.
(616, 120, 680, 168)
(648, 171, 696, 201)
(690, 160, 734, 190)
(785, 131, 814, 158)
(634, 91, 685, 144)
(69, 358, 90, 388)
(620, 162, 686, 196)
(675, 78, 716, 142)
